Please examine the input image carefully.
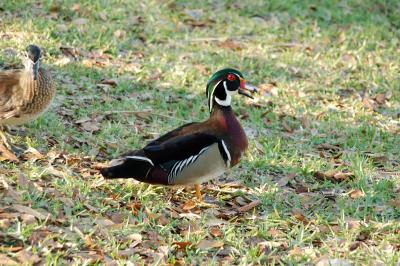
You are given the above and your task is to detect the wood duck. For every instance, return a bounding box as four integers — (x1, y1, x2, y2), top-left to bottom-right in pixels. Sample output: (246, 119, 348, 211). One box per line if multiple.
(100, 68, 257, 200)
(0, 45, 55, 160)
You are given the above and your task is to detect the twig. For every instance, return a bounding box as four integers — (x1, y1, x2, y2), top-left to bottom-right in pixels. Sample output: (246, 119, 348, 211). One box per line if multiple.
(105, 110, 190, 122)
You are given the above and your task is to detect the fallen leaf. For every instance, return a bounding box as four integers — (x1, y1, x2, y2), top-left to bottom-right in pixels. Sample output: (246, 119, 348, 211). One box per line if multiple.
(98, 11, 107, 21)
(316, 258, 351, 266)
(0, 254, 18, 265)
(182, 200, 196, 211)
(156, 214, 169, 226)
(13, 205, 48, 220)
(313, 171, 354, 183)
(389, 199, 400, 208)
(348, 189, 365, 199)
(173, 241, 192, 250)
(99, 78, 118, 87)
(15, 249, 41, 264)
(218, 40, 243, 51)
(21, 147, 44, 161)
(316, 143, 341, 151)
(179, 213, 201, 220)
(197, 239, 224, 250)
(127, 233, 142, 242)
(362, 97, 375, 110)
(209, 227, 223, 237)
(277, 173, 296, 187)
(267, 228, 284, 237)
(96, 218, 115, 227)
(373, 93, 386, 105)
(113, 29, 127, 38)
(300, 116, 310, 128)
(237, 200, 261, 212)
(281, 120, 293, 133)
(292, 208, 309, 224)
(71, 3, 81, 12)
(0, 142, 18, 162)
(117, 248, 137, 258)
(73, 18, 88, 26)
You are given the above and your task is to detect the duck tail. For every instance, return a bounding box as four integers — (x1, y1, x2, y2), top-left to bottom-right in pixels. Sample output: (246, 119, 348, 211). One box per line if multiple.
(100, 155, 154, 180)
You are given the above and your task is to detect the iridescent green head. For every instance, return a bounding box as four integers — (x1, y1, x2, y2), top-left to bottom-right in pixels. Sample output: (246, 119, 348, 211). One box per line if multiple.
(206, 68, 256, 113)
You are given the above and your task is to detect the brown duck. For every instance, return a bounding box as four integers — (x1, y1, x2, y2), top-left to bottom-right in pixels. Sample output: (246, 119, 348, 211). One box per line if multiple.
(0, 45, 55, 161)
(100, 68, 257, 200)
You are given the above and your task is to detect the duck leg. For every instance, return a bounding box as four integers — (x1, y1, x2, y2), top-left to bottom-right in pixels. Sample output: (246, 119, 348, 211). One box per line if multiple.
(195, 184, 202, 202)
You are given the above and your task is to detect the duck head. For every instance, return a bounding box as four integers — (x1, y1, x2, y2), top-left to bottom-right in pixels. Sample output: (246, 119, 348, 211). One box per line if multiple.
(206, 68, 257, 113)
(24, 45, 41, 80)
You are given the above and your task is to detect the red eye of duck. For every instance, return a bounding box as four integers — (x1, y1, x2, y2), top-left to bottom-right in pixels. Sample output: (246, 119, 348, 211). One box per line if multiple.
(227, 74, 236, 81)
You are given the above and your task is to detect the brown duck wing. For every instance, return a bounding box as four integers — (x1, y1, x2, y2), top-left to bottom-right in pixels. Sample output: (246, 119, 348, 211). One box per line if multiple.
(0, 71, 23, 118)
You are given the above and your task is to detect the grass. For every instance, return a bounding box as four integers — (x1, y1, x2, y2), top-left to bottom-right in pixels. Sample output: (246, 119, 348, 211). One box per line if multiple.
(0, 0, 399, 265)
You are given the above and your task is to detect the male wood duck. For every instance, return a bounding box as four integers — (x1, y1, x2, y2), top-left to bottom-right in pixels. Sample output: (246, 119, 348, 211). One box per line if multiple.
(100, 68, 257, 200)
(0, 45, 55, 160)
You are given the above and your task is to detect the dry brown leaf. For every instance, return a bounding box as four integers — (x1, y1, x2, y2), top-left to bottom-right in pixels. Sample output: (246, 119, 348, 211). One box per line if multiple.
(234, 196, 247, 206)
(21, 147, 44, 161)
(268, 228, 284, 237)
(99, 79, 118, 87)
(374, 93, 386, 105)
(15, 249, 41, 264)
(73, 18, 88, 26)
(362, 97, 375, 110)
(316, 258, 351, 266)
(179, 212, 201, 220)
(0, 219, 11, 229)
(0, 142, 18, 162)
(127, 233, 142, 242)
(348, 189, 365, 199)
(289, 246, 302, 257)
(218, 40, 243, 51)
(277, 173, 296, 187)
(182, 200, 196, 211)
(173, 241, 192, 250)
(237, 200, 261, 212)
(389, 199, 400, 208)
(13, 205, 48, 220)
(117, 248, 137, 258)
(156, 214, 169, 226)
(258, 83, 278, 96)
(0, 254, 18, 265)
(197, 239, 224, 249)
(300, 116, 310, 128)
(281, 120, 293, 133)
(98, 11, 107, 21)
(313, 171, 353, 183)
(316, 143, 341, 151)
(71, 3, 81, 12)
(209, 227, 223, 238)
(292, 208, 309, 224)
(96, 218, 115, 227)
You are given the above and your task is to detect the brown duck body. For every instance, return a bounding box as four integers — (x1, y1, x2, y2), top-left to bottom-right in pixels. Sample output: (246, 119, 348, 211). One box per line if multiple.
(100, 105, 248, 186)
(0, 67, 55, 126)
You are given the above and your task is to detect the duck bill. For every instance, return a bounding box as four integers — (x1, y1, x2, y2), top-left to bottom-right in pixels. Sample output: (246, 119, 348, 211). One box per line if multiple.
(32, 61, 39, 80)
(238, 78, 257, 99)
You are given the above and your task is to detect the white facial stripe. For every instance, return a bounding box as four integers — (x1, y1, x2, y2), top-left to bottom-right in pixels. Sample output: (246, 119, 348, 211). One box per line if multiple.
(125, 156, 154, 166)
(221, 140, 231, 167)
(214, 81, 234, 107)
(209, 79, 223, 113)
